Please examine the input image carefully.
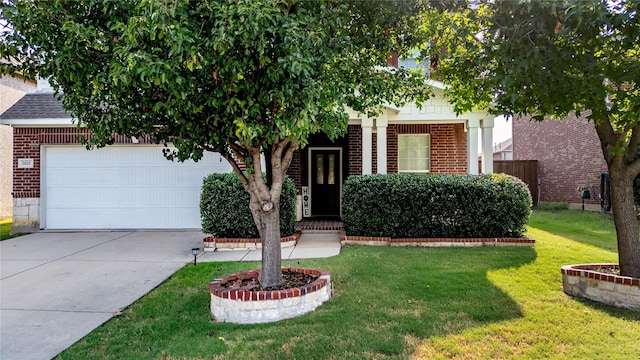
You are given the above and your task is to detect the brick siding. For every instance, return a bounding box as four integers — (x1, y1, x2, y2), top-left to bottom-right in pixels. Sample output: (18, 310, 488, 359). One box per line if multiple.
(348, 125, 362, 176)
(387, 123, 467, 174)
(287, 150, 302, 188)
(343, 123, 468, 177)
(513, 113, 607, 204)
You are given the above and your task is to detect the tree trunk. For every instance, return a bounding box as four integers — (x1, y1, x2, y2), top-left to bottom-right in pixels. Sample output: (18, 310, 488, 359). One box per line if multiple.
(594, 120, 640, 278)
(251, 199, 283, 287)
(608, 166, 640, 278)
(225, 138, 297, 288)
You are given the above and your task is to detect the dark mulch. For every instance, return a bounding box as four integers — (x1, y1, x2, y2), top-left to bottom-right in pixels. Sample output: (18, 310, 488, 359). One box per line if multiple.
(591, 265, 620, 275)
(221, 270, 319, 291)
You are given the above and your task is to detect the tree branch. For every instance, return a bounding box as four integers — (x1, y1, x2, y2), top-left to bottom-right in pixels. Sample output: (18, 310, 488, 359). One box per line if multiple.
(280, 138, 298, 174)
(627, 156, 640, 179)
(222, 150, 250, 188)
(593, 117, 618, 165)
(268, 136, 292, 200)
(229, 142, 250, 159)
(626, 124, 640, 165)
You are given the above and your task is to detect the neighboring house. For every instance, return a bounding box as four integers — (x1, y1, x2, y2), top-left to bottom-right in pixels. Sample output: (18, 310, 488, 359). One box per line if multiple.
(1, 77, 495, 231)
(492, 138, 513, 160)
(0, 74, 37, 220)
(477, 138, 513, 162)
(513, 113, 607, 209)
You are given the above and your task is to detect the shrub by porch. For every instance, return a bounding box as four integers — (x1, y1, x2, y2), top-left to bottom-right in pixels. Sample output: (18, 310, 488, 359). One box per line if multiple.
(200, 173, 297, 238)
(342, 173, 532, 238)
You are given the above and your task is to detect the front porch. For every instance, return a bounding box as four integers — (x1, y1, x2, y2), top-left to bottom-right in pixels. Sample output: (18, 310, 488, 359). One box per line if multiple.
(287, 83, 495, 219)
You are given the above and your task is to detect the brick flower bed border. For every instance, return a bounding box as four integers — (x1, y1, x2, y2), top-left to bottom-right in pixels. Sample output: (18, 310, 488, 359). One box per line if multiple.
(561, 263, 640, 311)
(340, 230, 535, 247)
(209, 268, 332, 324)
(203, 231, 301, 252)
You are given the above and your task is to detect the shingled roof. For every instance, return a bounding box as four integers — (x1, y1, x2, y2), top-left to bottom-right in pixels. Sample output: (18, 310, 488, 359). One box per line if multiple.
(0, 92, 71, 119)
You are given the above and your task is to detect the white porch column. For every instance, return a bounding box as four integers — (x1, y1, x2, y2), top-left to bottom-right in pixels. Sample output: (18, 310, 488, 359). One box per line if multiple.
(467, 118, 480, 175)
(481, 118, 494, 174)
(376, 117, 388, 174)
(362, 117, 373, 175)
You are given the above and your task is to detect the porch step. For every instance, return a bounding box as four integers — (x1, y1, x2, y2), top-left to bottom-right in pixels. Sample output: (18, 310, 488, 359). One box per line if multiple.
(295, 218, 343, 232)
(300, 229, 341, 235)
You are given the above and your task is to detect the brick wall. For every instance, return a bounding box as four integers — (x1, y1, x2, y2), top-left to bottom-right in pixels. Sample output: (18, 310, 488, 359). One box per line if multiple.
(287, 150, 302, 187)
(348, 125, 362, 176)
(513, 113, 607, 204)
(430, 123, 467, 174)
(345, 123, 467, 176)
(387, 123, 467, 174)
(12, 127, 152, 198)
(13, 128, 42, 198)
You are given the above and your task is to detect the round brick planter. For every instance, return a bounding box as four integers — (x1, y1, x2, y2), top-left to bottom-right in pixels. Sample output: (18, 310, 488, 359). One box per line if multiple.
(209, 268, 332, 324)
(561, 264, 640, 311)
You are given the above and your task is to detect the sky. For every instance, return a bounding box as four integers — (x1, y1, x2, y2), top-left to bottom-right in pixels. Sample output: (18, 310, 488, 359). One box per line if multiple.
(479, 115, 511, 153)
(493, 115, 512, 144)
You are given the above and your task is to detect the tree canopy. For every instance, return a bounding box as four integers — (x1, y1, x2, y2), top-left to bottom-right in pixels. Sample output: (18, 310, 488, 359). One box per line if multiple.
(424, 0, 640, 277)
(1, 0, 429, 161)
(1, 0, 432, 286)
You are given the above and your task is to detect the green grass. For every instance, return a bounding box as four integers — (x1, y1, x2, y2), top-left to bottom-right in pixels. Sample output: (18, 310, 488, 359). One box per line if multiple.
(56, 210, 640, 360)
(1, 218, 13, 240)
(0, 219, 26, 241)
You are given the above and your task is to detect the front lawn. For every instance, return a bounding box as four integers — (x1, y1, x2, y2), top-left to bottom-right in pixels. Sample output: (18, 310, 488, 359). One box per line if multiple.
(56, 210, 640, 359)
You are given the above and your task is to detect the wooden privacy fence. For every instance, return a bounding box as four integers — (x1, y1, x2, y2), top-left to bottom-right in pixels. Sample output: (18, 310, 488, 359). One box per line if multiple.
(493, 160, 539, 206)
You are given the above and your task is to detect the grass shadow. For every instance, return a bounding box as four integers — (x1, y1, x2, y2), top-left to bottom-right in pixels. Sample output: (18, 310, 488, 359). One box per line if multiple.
(287, 246, 538, 358)
(58, 246, 536, 360)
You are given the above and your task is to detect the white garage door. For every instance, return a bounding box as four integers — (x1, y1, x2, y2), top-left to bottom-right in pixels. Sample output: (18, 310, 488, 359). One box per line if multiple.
(43, 146, 232, 229)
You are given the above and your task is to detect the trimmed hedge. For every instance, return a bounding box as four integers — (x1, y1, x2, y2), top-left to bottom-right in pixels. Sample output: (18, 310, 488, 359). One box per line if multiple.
(200, 173, 296, 238)
(342, 173, 532, 238)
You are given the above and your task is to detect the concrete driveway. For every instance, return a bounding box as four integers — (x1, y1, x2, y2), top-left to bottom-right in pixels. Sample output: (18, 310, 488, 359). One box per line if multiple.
(0, 231, 205, 360)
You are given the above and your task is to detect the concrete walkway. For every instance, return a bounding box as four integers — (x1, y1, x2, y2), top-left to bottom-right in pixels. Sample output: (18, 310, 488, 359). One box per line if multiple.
(199, 232, 341, 262)
(0, 230, 340, 360)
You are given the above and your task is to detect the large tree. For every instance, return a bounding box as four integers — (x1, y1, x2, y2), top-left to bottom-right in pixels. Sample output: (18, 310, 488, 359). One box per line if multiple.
(0, 0, 431, 286)
(424, 0, 640, 277)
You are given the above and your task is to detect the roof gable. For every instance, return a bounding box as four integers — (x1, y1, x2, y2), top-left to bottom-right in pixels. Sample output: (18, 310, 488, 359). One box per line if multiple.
(0, 92, 71, 120)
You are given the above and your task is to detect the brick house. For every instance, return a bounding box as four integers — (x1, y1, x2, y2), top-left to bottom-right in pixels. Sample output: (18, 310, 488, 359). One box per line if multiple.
(1, 79, 495, 231)
(513, 113, 607, 209)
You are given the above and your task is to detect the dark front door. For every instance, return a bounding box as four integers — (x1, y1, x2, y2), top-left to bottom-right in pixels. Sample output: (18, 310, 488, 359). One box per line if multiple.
(311, 149, 341, 216)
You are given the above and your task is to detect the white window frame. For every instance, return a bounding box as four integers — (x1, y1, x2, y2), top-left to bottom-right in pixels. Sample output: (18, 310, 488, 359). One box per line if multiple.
(397, 134, 431, 174)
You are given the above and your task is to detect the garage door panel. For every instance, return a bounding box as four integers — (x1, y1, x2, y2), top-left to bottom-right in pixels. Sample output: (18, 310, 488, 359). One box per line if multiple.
(47, 168, 214, 188)
(44, 146, 230, 229)
(46, 208, 201, 229)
